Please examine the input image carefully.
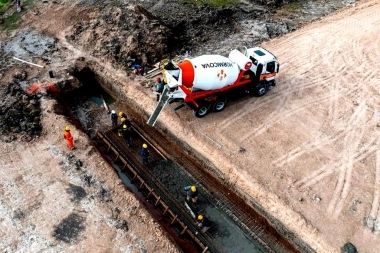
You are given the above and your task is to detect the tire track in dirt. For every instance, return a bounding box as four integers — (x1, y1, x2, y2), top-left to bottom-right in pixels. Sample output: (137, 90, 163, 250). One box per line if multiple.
(295, 135, 378, 191)
(368, 150, 380, 223)
(326, 105, 368, 217)
(218, 74, 328, 134)
(240, 80, 362, 142)
(272, 86, 374, 167)
(270, 5, 380, 197)
(293, 102, 375, 193)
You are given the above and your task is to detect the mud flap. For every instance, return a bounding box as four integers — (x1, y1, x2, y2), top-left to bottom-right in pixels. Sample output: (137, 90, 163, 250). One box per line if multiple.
(147, 86, 171, 126)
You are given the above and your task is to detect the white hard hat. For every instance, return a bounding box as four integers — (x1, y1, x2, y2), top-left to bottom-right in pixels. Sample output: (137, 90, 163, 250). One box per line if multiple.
(111, 110, 116, 114)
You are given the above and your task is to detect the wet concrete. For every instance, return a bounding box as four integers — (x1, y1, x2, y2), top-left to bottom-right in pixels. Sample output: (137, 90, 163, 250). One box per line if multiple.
(149, 161, 267, 253)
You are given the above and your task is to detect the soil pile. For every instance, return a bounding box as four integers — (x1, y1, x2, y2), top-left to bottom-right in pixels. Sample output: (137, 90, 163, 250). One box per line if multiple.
(67, 4, 170, 69)
(0, 71, 42, 141)
(68, 1, 292, 65)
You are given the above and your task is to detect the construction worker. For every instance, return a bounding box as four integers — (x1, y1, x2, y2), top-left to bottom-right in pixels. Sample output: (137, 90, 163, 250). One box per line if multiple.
(183, 185, 198, 203)
(197, 215, 211, 233)
(120, 124, 133, 147)
(16, 0, 21, 12)
(110, 110, 118, 127)
(140, 143, 150, 165)
(119, 111, 129, 125)
(154, 77, 164, 101)
(63, 126, 75, 150)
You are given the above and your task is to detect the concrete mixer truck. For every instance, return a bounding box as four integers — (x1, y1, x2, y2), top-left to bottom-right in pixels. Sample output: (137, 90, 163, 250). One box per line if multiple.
(147, 47, 279, 126)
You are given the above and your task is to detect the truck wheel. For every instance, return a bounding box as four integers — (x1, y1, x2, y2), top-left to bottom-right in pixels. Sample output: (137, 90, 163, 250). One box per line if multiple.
(213, 99, 227, 112)
(193, 105, 209, 118)
(256, 83, 268, 97)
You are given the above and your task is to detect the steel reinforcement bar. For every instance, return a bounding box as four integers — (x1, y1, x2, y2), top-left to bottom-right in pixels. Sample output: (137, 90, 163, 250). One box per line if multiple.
(133, 119, 305, 253)
(95, 130, 224, 253)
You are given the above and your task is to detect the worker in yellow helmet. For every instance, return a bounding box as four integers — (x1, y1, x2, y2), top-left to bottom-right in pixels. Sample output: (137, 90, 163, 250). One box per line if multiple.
(140, 143, 149, 165)
(119, 111, 132, 128)
(119, 111, 127, 123)
(63, 126, 75, 150)
(183, 185, 198, 203)
(197, 214, 211, 233)
(120, 124, 132, 147)
(118, 111, 126, 118)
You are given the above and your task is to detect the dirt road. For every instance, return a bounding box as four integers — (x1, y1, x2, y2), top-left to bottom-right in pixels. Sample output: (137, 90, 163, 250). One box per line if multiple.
(149, 0, 380, 251)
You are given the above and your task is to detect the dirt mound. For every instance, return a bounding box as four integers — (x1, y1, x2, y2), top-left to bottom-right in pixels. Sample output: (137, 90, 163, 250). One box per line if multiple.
(67, 4, 170, 69)
(67, 2, 291, 65)
(0, 70, 42, 141)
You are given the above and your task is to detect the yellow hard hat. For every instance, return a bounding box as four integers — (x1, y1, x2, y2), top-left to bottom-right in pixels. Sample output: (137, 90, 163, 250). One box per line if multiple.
(119, 112, 123, 117)
(123, 124, 127, 129)
(191, 186, 196, 192)
(121, 117, 126, 122)
(65, 126, 71, 131)
(197, 215, 203, 221)
(143, 143, 148, 148)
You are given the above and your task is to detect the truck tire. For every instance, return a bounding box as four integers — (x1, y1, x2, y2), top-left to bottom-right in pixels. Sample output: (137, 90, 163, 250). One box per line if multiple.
(213, 99, 227, 112)
(255, 83, 268, 97)
(193, 104, 209, 118)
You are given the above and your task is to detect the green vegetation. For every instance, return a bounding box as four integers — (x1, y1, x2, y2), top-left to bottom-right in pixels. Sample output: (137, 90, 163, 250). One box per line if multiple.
(284, 1, 302, 12)
(0, 0, 11, 12)
(0, 11, 22, 31)
(182, 0, 238, 8)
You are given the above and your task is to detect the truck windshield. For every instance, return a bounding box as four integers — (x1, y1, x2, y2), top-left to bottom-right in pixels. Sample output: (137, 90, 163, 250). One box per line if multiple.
(266, 61, 275, 73)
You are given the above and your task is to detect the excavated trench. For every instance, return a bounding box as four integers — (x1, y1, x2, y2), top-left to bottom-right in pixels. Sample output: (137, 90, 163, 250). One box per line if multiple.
(57, 64, 314, 253)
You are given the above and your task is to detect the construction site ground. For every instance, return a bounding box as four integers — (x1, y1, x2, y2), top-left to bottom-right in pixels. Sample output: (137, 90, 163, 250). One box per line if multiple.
(1, 0, 380, 252)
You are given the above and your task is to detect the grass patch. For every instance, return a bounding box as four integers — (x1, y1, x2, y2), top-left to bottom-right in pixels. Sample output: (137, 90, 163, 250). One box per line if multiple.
(182, 0, 238, 8)
(284, 1, 302, 12)
(0, 10, 22, 31)
(0, 0, 11, 12)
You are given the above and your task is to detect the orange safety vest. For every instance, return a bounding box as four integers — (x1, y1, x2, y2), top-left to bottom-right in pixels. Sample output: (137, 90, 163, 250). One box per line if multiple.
(64, 130, 74, 149)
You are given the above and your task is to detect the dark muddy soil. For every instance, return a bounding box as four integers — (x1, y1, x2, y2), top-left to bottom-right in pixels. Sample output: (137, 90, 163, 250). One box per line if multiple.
(0, 71, 42, 141)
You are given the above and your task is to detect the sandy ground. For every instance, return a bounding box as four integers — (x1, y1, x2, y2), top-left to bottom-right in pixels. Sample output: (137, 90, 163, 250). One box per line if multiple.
(1, 0, 380, 252)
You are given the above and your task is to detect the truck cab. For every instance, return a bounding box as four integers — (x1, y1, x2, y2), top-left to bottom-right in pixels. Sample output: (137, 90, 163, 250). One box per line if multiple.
(244, 47, 279, 87)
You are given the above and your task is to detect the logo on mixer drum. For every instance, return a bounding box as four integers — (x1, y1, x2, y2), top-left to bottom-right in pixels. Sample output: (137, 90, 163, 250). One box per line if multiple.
(217, 69, 227, 80)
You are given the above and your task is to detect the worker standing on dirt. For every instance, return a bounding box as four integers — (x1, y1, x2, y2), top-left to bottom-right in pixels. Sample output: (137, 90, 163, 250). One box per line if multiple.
(63, 126, 75, 150)
(197, 215, 211, 233)
(120, 124, 133, 147)
(183, 185, 198, 203)
(140, 143, 150, 165)
(110, 110, 118, 127)
(16, 0, 21, 12)
(154, 77, 164, 101)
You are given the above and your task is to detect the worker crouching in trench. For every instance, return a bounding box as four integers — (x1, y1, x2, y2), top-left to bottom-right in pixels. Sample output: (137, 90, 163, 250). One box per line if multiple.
(197, 215, 211, 233)
(184, 185, 198, 203)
